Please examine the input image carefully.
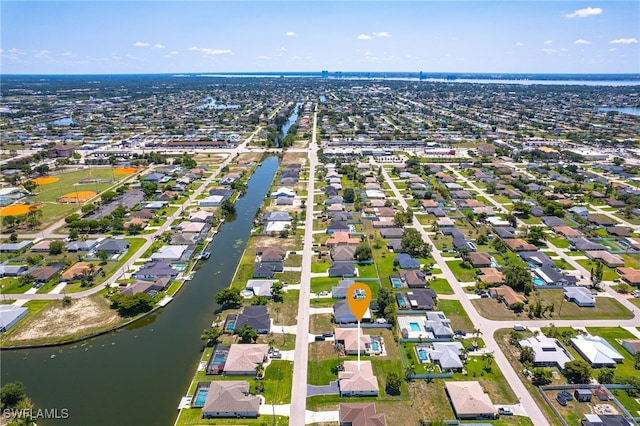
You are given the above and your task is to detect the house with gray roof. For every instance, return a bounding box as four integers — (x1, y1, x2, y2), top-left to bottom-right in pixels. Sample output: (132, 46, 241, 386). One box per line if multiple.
(201, 381, 260, 419)
(568, 238, 606, 252)
(245, 280, 276, 298)
(132, 261, 178, 280)
(327, 220, 350, 234)
(150, 245, 189, 262)
(542, 216, 566, 227)
(331, 279, 355, 299)
(331, 246, 356, 262)
(252, 262, 282, 279)
(564, 286, 596, 307)
(0, 241, 33, 253)
(518, 337, 574, 368)
(94, 239, 130, 255)
(328, 262, 356, 277)
(426, 342, 465, 371)
(234, 305, 271, 334)
(65, 240, 99, 252)
(0, 264, 26, 277)
(0, 305, 28, 332)
(395, 254, 420, 269)
(570, 335, 623, 367)
(334, 299, 371, 323)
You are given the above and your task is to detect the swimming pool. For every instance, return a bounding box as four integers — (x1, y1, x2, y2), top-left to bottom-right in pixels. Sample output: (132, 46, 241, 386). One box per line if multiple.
(409, 322, 421, 332)
(532, 277, 546, 286)
(193, 389, 208, 407)
(241, 289, 254, 297)
(173, 264, 187, 272)
(417, 349, 428, 362)
(371, 341, 381, 353)
(490, 259, 499, 267)
(391, 278, 403, 288)
(225, 321, 236, 331)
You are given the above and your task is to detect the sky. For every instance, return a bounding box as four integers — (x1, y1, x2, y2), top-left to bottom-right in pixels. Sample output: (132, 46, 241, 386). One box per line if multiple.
(1, 1, 639, 74)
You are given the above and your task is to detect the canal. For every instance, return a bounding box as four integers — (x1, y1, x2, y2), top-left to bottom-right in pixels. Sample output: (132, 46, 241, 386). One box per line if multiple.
(276, 102, 303, 147)
(0, 156, 280, 426)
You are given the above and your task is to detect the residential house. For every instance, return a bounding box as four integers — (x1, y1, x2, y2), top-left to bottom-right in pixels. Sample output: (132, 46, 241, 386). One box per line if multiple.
(65, 240, 98, 252)
(402, 288, 437, 310)
(379, 228, 403, 239)
(0, 264, 26, 277)
(468, 252, 492, 268)
(339, 403, 386, 426)
(189, 210, 215, 223)
(132, 261, 179, 280)
(143, 172, 165, 182)
(617, 267, 640, 286)
(0, 305, 28, 332)
(223, 344, 269, 375)
(477, 268, 505, 284)
(445, 381, 496, 420)
(120, 278, 169, 296)
(327, 232, 360, 246)
(270, 188, 295, 199)
(553, 226, 583, 238)
(151, 245, 189, 262)
(30, 240, 53, 252)
(426, 342, 465, 371)
(570, 335, 624, 367)
(397, 311, 453, 339)
(29, 264, 64, 282)
(400, 270, 427, 287)
(0, 241, 33, 252)
(334, 328, 372, 355)
(234, 306, 271, 334)
(489, 285, 526, 309)
(588, 215, 615, 227)
(334, 300, 371, 323)
(201, 381, 260, 419)
(94, 239, 130, 255)
(620, 339, 640, 356)
(329, 262, 356, 277)
(518, 337, 574, 368)
(256, 247, 287, 263)
(504, 239, 537, 252)
(61, 262, 101, 281)
(564, 286, 596, 307)
(245, 280, 276, 298)
(252, 263, 282, 279)
(395, 254, 420, 269)
(327, 221, 351, 235)
(332, 279, 355, 299)
(331, 246, 356, 262)
(520, 251, 555, 268)
(338, 361, 379, 397)
(568, 238, 606, 252)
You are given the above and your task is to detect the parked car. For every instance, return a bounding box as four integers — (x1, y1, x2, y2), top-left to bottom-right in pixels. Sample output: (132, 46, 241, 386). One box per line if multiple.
(314, 335, 326, 341)
(498, 408, 513, 416)
(322, 332, 334, 338)
(454, 330, 467, 336)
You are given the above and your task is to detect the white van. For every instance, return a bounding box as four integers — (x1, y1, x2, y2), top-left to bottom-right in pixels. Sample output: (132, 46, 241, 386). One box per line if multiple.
(513, 324, 526, 331)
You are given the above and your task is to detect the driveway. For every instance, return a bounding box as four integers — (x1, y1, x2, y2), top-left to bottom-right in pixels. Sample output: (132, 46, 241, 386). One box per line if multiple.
(307, 380, 339, 396)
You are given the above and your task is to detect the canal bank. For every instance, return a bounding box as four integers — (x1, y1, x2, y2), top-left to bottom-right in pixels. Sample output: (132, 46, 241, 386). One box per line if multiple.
(0, 157, 280, 426)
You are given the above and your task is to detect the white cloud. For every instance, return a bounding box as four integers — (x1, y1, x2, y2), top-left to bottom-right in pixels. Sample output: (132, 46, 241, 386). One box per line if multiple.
(544, 40, 553, 45)
(285, 31, 295, 37)
(257, 55, 269, 59)
(541, 48, 556, 53)
(188, 46, 232, 55)
(609, 48, 617, 52)
(565, 7, 602, 18)
(574, 39, 591, 45)
(515, 42, 524, 46)
(170, 51, 179, 55)
(133, 41, 150, 47)
(559, 48, 569, 52)
(61, 52, 73, 56)
(153, 44, 165, 49)
(373, 32, 391, 38)
(358, 34, 373, 40)
(32, 50, 50, 58)
(609, 38, 638, 44)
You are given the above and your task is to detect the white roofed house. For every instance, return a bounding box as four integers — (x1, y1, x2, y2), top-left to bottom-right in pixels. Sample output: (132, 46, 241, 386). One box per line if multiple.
(338, 361, 379, 397)
(518, 337, 574, 368)
(445, 381, 496, 420)
(223, 344, 270, 375)
(570, 335, 624, 367)
(150, 245, 189, 262)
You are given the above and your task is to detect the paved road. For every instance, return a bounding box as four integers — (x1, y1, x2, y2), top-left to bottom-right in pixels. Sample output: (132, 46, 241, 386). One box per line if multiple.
(378, 163, 551, 426)
(289, 105, 318, 425)
(6, 131, 258, 301)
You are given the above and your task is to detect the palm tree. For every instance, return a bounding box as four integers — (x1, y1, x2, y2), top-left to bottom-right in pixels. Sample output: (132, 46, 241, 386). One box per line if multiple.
(255, 363, 265, 379)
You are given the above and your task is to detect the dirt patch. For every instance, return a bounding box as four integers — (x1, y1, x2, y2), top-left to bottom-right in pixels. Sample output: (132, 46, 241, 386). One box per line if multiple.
(32, 176, 60, 185)
(236, 152, 263, 163)
(309, 340, 337, 362)
(0, 203, 42, 216)
(7, 296, 122, 344)
(113, 167, 140, 175)
(281, 152, 308, 166)
(58, 191, 97, 203)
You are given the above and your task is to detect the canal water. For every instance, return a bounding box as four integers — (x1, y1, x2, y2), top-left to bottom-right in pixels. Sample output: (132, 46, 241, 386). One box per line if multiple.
(276, 102, 303, 147)
(0, 156, 280, 426)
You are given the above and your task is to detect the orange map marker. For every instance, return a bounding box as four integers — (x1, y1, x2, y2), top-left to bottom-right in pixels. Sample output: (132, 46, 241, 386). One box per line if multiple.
(347, 283, 371, 321)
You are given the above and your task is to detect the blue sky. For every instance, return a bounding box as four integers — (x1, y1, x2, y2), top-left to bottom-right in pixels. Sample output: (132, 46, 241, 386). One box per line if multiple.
(1, 1, 638, 74)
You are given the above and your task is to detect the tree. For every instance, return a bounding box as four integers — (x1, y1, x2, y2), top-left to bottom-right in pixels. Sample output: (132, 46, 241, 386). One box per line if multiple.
(476, 233, 488, 245)
(255, 363, 265, 379)
(634, 352, 640, 370)
(101, 190, 118, 203)
(109, 292, 155, 315)
(34, 164, 50, 176)
(590, 261, 604, 289)
(385, 372, 402, 396)
(597, 368, 615, 384)
(512, 202, 531, 217)
(401, 228, 431, 257)
(393, 211, 407, 227)
(236, 324, 258, 343)
(251, 296, 269, 305)
(507, 214, 518, 229)
(343, 188, 355, 204)
(564, 359, 592, 384)
(200, 327, 222, 346)
(519, 346, 535, 366)
(509, 331, 522, 346)
(3, 215, 16, 230)
(9, 232, 18, 243)
(49, 240, 65, 255)
(141, 182, 158, 198)
(612, 157, 624, 166)
(23, 180, 37, 193)
(505, 265, 534, 295)
(271, 281, 284, 303)
(377, 287, 396, 322)
(215, 287, 242, 307)
(220, 199, 236, 217)
(354, 244, 372, 261)
(0, 381, 27, 408)
(532, 368, 553, 385)
(526, 226, 546, 244)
